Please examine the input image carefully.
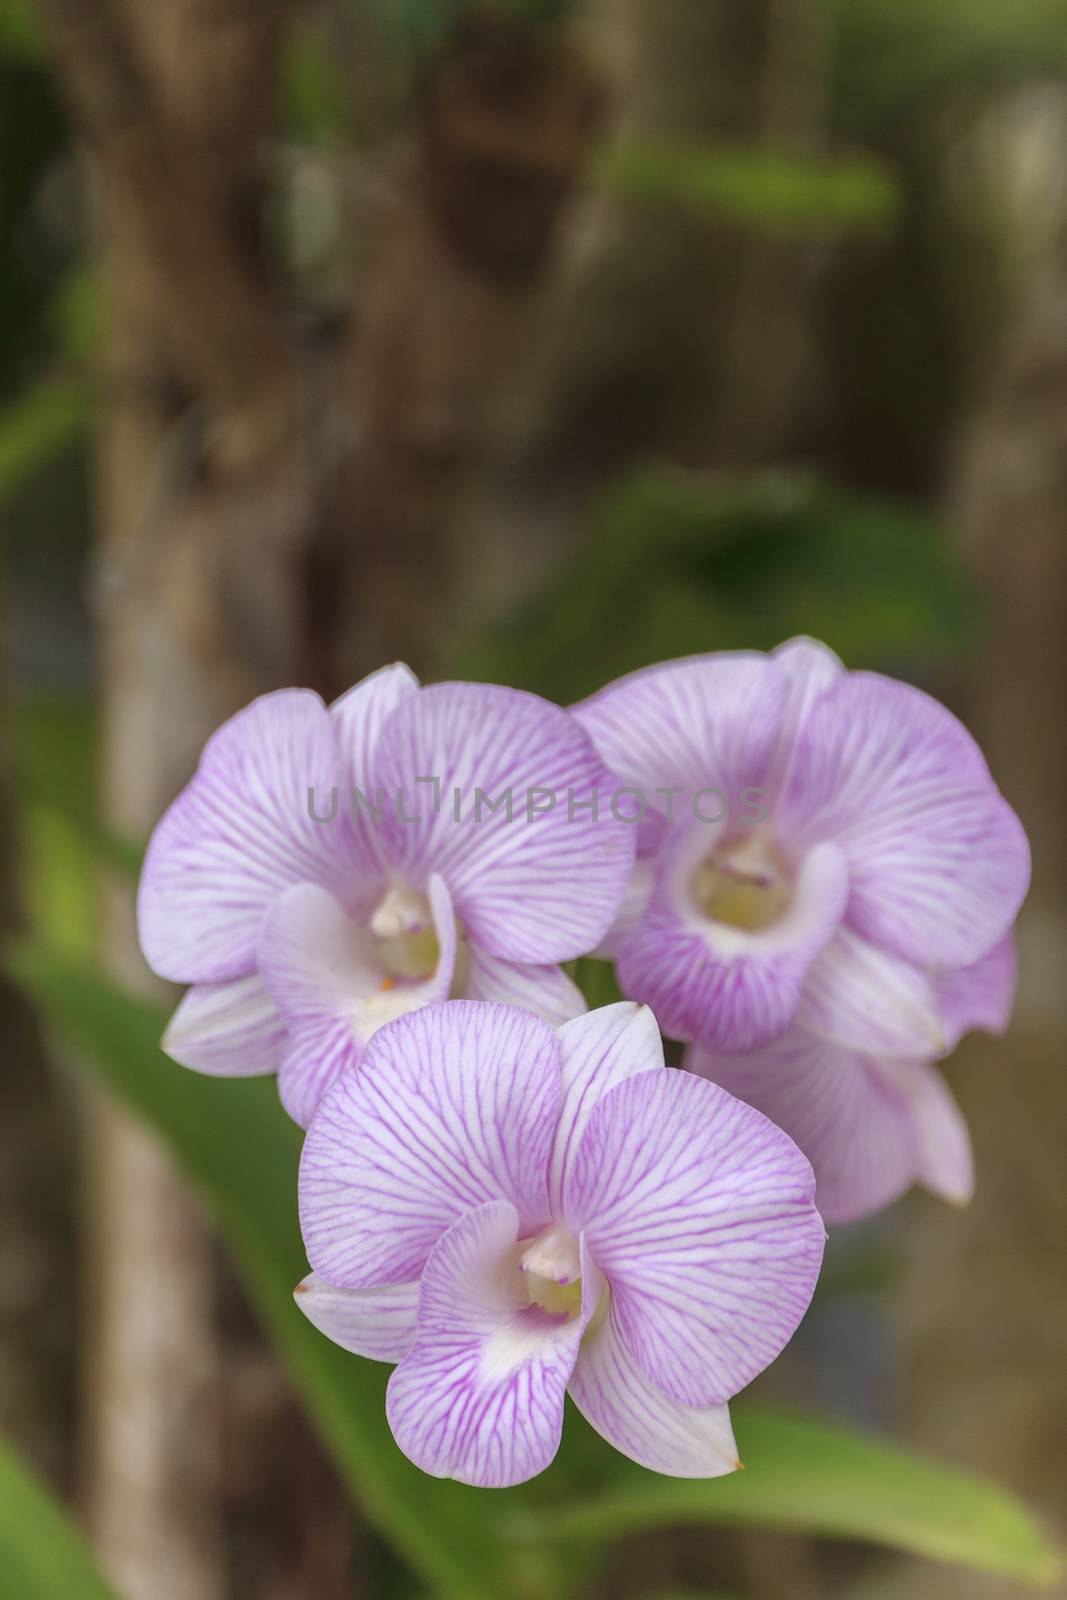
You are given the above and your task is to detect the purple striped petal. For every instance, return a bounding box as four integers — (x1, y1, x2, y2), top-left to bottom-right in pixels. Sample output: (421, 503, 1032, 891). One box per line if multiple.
(259, 883, 383, 1018)
(569, 1300, 739, 1477)
(773, 636, 843, 712)
(260, 876, 457, 1126)
(594, 856, 656, 960)
(768, 637, 844, 801)
(616, 838, 849, 1052)
(565, 1069, 824, 1407)
(688, 1030, 973, 1224)
(279, 1017, 361, 1130)
(299, 1001, 560, 1288)
(258, 883, 377, 1126)
(779, 674, 1030, 971)
(162, 975, 285, 1077)
(370, 682, 635, 964)
(890, 1057, 973, 1206)
(294, 1271, 419, 1363)
(937, 935, 1017, 1052)
(386, 1201, 583, 1486)
(463, 944, 586, 1026)
(331, 663, 420, 869)
(138, 689, 358, 984)
(796, 927, 944, 1059)
(549, 1003, 664, 1214)
(574, 654, 786, 818)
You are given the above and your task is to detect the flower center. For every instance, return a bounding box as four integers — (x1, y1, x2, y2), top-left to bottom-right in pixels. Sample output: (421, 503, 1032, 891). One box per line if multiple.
(520, 1226, 583, 1321)
(369, 885, 440, 982)
(689, 831, 793, 933)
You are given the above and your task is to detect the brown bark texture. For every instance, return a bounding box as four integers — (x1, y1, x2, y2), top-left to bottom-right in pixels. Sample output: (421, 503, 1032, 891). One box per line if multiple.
(887, 114, 1067, 1600)
(40, 1, 607, 1593)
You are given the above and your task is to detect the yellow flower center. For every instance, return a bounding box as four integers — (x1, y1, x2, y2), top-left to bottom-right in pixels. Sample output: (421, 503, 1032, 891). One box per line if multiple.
(520, 1226, 583, 1321)
(690, 832, 793, 933)
(370, 885, 440, 982)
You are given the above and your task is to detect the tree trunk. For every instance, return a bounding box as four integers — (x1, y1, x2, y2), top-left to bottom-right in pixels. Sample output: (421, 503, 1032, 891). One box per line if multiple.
(46, 1, 301, 1593)
(44, 4, 606, 1594)
(888, 94, 1067, 1600)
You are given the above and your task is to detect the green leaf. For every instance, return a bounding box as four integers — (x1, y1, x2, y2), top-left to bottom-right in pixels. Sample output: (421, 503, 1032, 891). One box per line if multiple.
(447, 467, 978, 705)
(0, 0, 42, 58)
(560, 1410, 1061, 1588)
(832, 0, 1067, 130)
(573, 957, 622, 1010)
(53, 272, 104, 364)
(0, 381, 85, 505)
(599, 140, 900, 236)
(5, 945, 539, 1600)
(0, 1435, 119, 1600)
(282, 20, 350, 143)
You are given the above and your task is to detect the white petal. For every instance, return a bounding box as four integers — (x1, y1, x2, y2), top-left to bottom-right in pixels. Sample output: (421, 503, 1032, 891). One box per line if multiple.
(569, 1300, 739, 1477)
(797, 927, 944, 1059)
(548, 1003, 664, 1213)
(331, 663, 420, 869)
(162, 974, 285, 1077)
(386, 1202, 582, 1487)
(566, 1069, 824, 1408)
(689, 1032, 971, 1225)
(278, 1017, 362, 1129)
(370, 682, 636, 964)
(593, 856, 656, 960)
(767, 636, 846, 804)
(294, 1271, 419, 1362)
(936, 935, 1017, 1052)
(575, 654, 786, 817)
(260, 876, 457, 1126)
(780, 673, 1030, 970)
(463, 944, 586, 1026)
(878, 1058, 974, 1206)
(299, 1002, 560, 1288)
(138, 689, 357, 983)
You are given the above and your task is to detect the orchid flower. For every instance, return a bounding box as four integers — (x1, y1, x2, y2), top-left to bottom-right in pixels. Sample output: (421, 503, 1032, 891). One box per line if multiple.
(573, 638, 1028, 1221)
(296, 999, 824, 1486)
(688, 935, 1016, 1223)
(574, 638, 1028, 1059)
(138, 666, 635, 1125)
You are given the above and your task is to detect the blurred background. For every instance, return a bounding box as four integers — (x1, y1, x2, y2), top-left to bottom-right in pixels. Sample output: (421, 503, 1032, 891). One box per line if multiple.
(1, 1, 1065, 1597)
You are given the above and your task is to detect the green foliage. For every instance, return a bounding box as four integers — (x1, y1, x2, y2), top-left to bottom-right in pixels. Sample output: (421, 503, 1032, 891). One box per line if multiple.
(832, 0, 1067, 129)
(378, 0, 450, 47)
(52, 272, 104, 366)
(451, 468, 978, 705)
(8, 942, 1062, 1596)
(282, 20, 351, 144)
(0, 382, 85, 509)
(0, 1435, 119, 1600)
(561, 1411, 1061, 1588)
(600, 140, 900, 236)
(0, 0, 41, 60)
(15, 695, 141, 953)
(573, 958, 623, 1010)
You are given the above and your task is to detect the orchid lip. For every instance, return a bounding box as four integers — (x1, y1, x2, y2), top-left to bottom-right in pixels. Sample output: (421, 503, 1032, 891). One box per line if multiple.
(369, 883, 440, 982)
(689, 830, 794, 934)
(520, 1226, 584, 1320)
